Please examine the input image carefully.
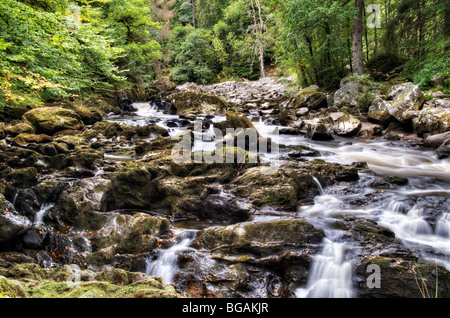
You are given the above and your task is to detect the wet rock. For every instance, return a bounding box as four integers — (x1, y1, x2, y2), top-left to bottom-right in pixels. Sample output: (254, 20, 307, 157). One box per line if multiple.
(230, 166, 300, 211)
(225, 111, 256, 130)
(333, 79, 369, 108)
(5, 122, 35, 137)
(0, 123, 5, 139)
(350, 219, 395, 244)
(169, 92, 228, 116)
(54, 178, 110, 229)
(0, 194, 32, 243)
(100, 164, 160, 212)
(435, 140, 450, 159)
(173, 194, 252, 223)
(23, 107, 84, 135)
(196, 219, 325, 256)
(368, 97, 393, 126)
(90, 212, 169, 255)
(13, 133, 52, 146)
(289, 85, 327, 111)
(413, 105, 450, 134)
(386, 83, 425, 123)
(5, 167, 38, 188)
(355, 257, 450, 298)
(305, 119, 334, 141)
(330, 112, 362, 137)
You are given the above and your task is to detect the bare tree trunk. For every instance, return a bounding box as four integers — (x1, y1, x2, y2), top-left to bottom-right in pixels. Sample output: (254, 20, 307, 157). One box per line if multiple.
(255, 0, 266, 78)
(352, 0, 364, 75)
(191, 0, 196, 28)
(249, 0, 265, 78)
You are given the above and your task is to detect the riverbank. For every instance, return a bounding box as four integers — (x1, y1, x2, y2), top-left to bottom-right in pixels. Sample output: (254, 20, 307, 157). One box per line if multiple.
(1, 76, 450, 298)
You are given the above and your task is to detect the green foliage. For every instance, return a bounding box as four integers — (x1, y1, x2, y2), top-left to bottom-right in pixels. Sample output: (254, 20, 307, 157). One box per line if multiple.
(169, 29, 214, 84)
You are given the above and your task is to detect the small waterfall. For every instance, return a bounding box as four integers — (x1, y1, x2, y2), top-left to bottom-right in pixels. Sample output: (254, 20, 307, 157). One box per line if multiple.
(202, 124, 216, 142)
(146, 230, 197, 284)
(11, 190, 19, 207)
(34, 203, 55, 225)
(436, 213, 450, 238)
(312, 176, 325, 196)
(296, 237, 354, 298)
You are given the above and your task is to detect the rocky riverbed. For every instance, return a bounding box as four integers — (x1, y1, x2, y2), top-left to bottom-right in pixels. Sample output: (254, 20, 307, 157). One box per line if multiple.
(1, 76, 450, 298)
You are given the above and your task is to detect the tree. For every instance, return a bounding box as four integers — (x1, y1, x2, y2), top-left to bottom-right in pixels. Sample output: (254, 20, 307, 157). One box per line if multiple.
(352, 0, 364, 75)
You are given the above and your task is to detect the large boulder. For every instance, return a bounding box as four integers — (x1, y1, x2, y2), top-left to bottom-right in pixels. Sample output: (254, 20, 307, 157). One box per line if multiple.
(333, 79, 369, 107)
(330, 112, 362, 137)
(196, 219, 325, 256)
(5, 167, 38, 188)
(230, 166, 300, 211)
(386, 83, 425, 123)
(368, 97, 393, 126)
(413, 105, 450, 135)
(23, 107, 84, 135)
(305, 119, 334, 141)
(169, 92, 228, 116)
(290, 85, 327, 110)
(0, 194, 32, 243)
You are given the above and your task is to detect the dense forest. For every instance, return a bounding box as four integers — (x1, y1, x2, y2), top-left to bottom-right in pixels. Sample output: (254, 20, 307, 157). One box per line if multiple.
(0, 0, 449, 117)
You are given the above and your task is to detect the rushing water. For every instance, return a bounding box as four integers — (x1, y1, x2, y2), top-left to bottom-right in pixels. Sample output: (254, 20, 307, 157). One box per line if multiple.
(34, 203, 55, 225)
(110, 101, 450, 298)
(146, 230, 197, 284)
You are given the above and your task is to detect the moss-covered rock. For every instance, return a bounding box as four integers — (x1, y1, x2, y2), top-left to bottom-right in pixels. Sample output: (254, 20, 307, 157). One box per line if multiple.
(355, 256, 450, 298)
(230, 166, 300, 211)
(170, 92, 228, 116)
(196, 219, 325, 255)
(13, 133, 52, 146)
(23, 107, 84, 135)
(413, 106, 450, 135)
(386, 83, 425, 123)
(305, 119, 334, 141)
(290, 85, 327, 110)
(330, 112, 362, 137)
(368, 97, 393, 126)
(5, 167, 38, 188)
(5, 122, 35, 137)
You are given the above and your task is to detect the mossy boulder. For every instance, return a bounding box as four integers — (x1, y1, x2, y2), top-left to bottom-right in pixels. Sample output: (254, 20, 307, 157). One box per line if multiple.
(330, 112, 362, 137)
(334, 79, 369, 108)
(226, 111, 256, 130)
(100, 164, 160, 211)
(170, 92, 228, 116)
(355, 257, 450, 298)
(413, 106, 450, 134)
(386, 83, 425, 123)
(196, 219, 325, 255)
(5, 122, 35, 137)
(230, 166, 300, 211)
(23, 107, 84, 135)
(0, 276, 27, 298)
(368, 97, 393, 126)
(305, 119, 334, 141)
(5, 167, 38, 188)
(13, 133, 52, 146)
(290, 85, 327, 110)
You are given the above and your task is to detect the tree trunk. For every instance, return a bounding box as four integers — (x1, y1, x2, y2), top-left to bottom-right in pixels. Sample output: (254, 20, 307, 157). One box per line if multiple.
(255, 0, 266, 78)
(191, 0, 196, 28)
(352, 0, 364, 75)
